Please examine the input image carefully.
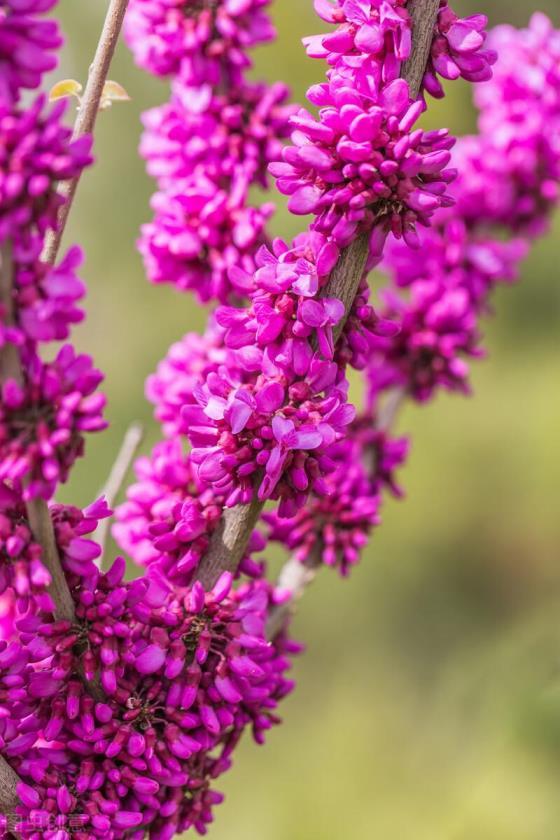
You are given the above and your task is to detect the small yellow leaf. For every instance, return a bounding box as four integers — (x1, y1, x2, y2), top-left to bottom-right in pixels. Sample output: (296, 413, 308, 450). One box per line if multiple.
(99, 80, 131, 111)
(49, 79, 83, 103)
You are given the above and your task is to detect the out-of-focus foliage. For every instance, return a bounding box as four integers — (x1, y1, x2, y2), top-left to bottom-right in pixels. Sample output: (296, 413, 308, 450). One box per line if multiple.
(55, 1, 560, 837)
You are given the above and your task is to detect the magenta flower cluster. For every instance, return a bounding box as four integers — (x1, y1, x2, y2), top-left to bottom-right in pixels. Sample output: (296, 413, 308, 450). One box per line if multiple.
(0, 0, 62, 104)
(365, 11, 560, 405)
(130, 0, 296, 304)
(1, 2, 560, 839)
(2, 564, 296, 838)
(0, 2, 298, 835)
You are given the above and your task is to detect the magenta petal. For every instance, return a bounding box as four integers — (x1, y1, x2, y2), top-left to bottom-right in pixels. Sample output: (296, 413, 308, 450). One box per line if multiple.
(272, 415, 294, 442)
(228, 399, 253, 434)
(300, 298, 327, 327)
(288, 185, 323, 215)
(136, 644, 166, 675)
(380, 78, 410, 115)
(292, 428, 323, 450)
(255, 381, 285, 413)
(447, 22, 484, 54)
(354, 22, 384, 54)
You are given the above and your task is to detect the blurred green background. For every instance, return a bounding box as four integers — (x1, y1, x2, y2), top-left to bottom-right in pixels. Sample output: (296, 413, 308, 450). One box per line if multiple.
(53, 1, 560, 837)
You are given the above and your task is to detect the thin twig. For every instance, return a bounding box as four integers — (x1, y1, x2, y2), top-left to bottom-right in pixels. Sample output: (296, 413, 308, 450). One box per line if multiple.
(196, 0, 441, 591)
(267, 548, 322, 640)
(377, 387, 407, 433)
(95, 422, 144, 561)
(41, 0, 131, 266)
(0, 242, 23, 387)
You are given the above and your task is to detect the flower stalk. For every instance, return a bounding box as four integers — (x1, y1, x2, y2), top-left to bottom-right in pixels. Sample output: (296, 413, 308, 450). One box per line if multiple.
(195, 0, 441, 592)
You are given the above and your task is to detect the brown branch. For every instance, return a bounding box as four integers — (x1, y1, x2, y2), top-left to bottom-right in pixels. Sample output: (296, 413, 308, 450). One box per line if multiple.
(402, 0, 441, 101)
(41, 0, 131, 266)
(195, 0, 440, 591)
(323, 232, 370, 344)
(25, 498, 75, 623)
(196, 493, 265, 591)
(95, 422, 144, 563)
(0, 754, 20, 814)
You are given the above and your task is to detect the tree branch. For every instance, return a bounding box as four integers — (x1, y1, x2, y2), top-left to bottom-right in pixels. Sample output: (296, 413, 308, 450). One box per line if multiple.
(402, 0, 441, 100)
(196, 493, 265, 590)
(25, 497, 75, 623)
(41, 0, 131, 266)
(0, 754, 20, 815)
(195, 0, 440, 591)
(22, 0, 131, 654)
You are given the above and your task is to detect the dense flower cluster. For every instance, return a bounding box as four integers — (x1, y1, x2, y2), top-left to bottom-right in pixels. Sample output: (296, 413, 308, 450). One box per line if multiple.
(113, 439, 226, 584)
(0, 97, 92, 242)
(139, 185, 274, 303)
(423, 4, 497, 98)
(4, 570, 296, 837)
(0, 345, 106, 499)
(2, 2, 559, 838)
(272, 0, 495, 262)
(266, 419, 408, 576)
(0, 0, 62, 104)
(134, 0, 295, 304)
(467, 12, 560, 233)
(0, 4, 103, 510)
(141, 79, 294, 192)
(146, 328, 239, 438)
(366, 12, 560, 406)
(8, 241, 86, 343)
(272, 80, 456, 259)
(125, 0, 275, 82)
(0, 481, 49, 608)
(133, 0, 499, 544)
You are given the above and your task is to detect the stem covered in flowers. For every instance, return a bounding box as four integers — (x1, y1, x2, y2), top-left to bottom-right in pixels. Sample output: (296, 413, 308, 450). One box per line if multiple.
(42, 0, 131, 266)
(0, 239, 76, 622)
(195, 0, 441, 592)
(0, 0, 129, 627)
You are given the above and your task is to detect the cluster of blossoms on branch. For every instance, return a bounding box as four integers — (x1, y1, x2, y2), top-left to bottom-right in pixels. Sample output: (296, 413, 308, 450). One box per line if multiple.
(0, 0, 559, 837)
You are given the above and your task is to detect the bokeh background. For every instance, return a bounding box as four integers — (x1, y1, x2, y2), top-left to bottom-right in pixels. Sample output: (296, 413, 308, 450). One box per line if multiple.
(53, 2, 560, 837)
